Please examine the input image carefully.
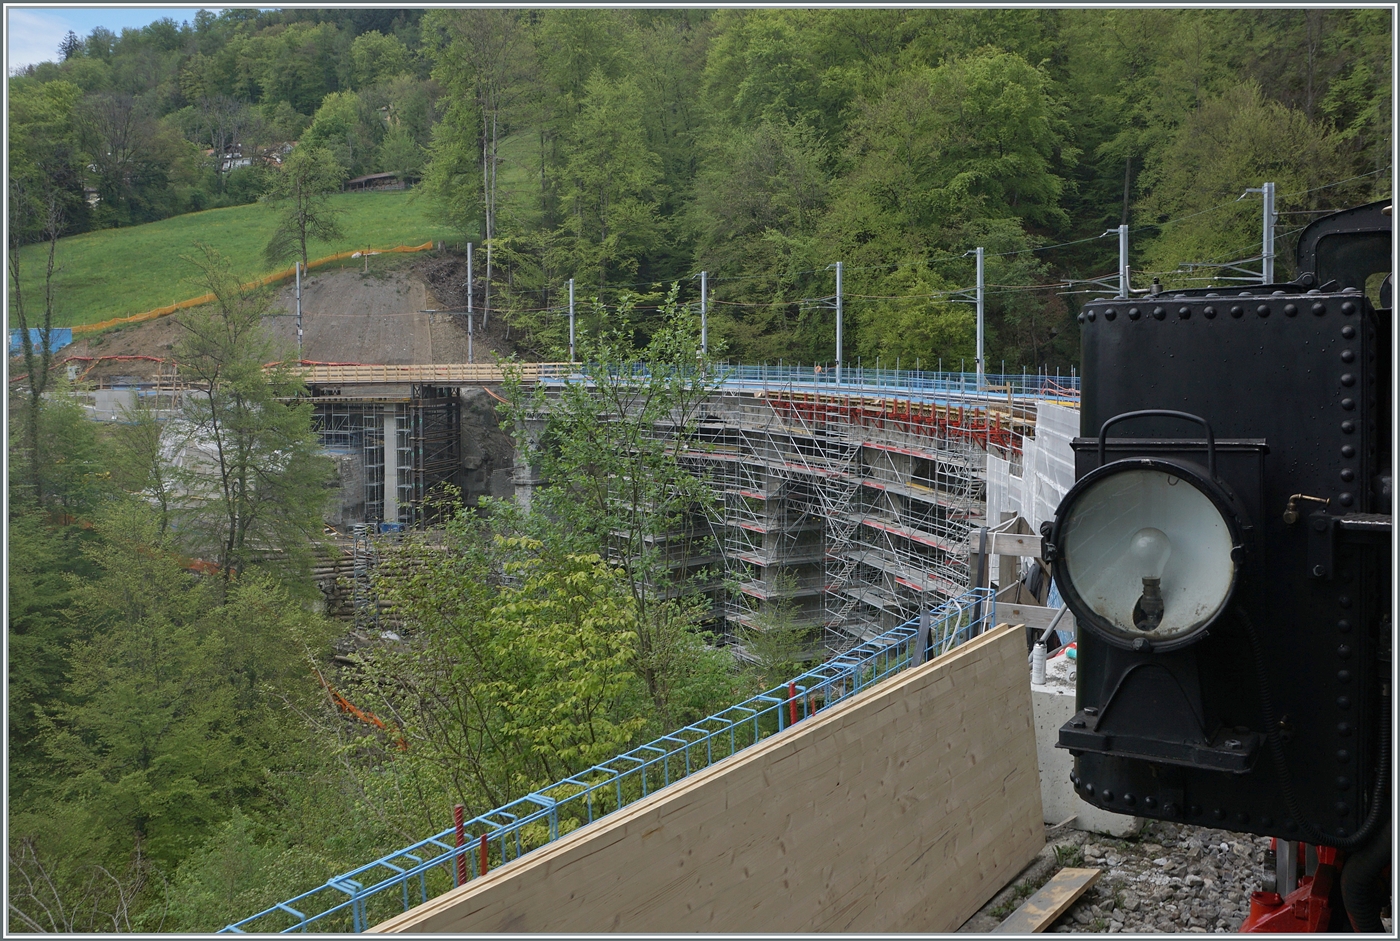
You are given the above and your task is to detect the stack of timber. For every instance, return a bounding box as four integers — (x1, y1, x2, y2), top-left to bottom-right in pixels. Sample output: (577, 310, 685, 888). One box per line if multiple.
(373, 624, 1044, 934)
(312, 543, 357, 619)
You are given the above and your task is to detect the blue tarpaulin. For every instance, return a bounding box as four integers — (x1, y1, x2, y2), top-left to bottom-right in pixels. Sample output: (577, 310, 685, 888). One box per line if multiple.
(9, 328, 73, 356)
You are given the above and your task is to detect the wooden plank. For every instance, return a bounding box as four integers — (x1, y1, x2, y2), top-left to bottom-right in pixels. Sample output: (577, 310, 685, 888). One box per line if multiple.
(997, 514, 1023, 590)
(988, 532, 1044, 557)
(292, 362, 568, 386)
(373, 626, 1043, 934)
(998, 603, 1064, 631)
(993, 867, 1102, 934)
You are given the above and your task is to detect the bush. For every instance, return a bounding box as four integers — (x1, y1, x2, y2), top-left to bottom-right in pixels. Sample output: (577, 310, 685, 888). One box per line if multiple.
(224, 164, 272, 205)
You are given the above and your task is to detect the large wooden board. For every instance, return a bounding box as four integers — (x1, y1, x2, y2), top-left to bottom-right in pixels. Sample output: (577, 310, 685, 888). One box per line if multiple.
(374, 626, 1044, 934)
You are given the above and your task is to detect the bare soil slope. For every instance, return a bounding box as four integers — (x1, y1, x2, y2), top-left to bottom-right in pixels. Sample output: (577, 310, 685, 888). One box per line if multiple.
(265, 268, 458, 364)
(52, 254, 525, 383)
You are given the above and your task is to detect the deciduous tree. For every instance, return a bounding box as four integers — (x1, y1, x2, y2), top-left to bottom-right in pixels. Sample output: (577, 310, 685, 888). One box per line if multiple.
(299, 91, 379, 177)
(192, 95, 264, 190)
(423, 8, 537, 326)
(11, 501, 340, 932)
(502, 288, 742, 723)
(349, 31, 413, 89)
(261, 145, 345, 270)
(77, 91, 195, 226)
(174, 245, 332, 580)
(7, 184, 65, 506)
(1136, 83, 1354, 284)
(557, 74, 665, 290)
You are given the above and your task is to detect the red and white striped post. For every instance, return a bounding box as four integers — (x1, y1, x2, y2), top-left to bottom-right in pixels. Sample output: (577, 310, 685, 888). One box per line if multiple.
(453, 804, 467, 885)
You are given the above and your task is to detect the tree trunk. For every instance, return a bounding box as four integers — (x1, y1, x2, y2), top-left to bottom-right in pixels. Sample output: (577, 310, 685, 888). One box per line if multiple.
(483, 108, 497, 330)
(1303, 10, 1323, 122)
(10, 197, 64, 505)
(299, 190, 310, 270)
(8, 230, 36, 504)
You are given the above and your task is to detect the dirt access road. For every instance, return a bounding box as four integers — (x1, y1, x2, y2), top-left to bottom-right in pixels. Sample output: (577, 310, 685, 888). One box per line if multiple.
(267, 254, 523, 365)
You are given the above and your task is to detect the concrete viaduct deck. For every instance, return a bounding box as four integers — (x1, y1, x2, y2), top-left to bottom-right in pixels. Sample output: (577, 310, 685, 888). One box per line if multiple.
(288, 361, 1077, 416)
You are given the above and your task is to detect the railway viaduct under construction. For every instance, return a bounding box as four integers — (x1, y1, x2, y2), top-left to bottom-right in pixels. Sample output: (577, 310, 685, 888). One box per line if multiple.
(285, 361, 1077, 650)
(85, 361, 1086, 932)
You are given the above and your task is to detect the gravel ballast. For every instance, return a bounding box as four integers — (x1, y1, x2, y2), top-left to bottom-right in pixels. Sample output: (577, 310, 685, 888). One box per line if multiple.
(961, 821, 1275, 933)
(1049, 823, 1274, 933)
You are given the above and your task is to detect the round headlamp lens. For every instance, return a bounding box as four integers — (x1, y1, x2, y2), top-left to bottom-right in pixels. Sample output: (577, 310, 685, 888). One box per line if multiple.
(1059, 465, 1237, 645)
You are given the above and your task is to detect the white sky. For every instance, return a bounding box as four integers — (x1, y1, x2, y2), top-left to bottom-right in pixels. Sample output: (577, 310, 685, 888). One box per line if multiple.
(6, 6, 226, 72)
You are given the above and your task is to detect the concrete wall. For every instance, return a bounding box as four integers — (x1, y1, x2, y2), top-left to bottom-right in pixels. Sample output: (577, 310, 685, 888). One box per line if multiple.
(373, 625, 1043, 934)
(1031, 649, 1142, 837)
(325, 451, 365, 531)
(82, 387, 182, 423)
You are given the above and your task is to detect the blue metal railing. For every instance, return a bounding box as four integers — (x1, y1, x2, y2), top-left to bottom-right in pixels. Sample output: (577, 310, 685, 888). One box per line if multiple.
(221, 587, 995, 933)
(708, 363, 1080, 401)
(537, 362, 1079, 404)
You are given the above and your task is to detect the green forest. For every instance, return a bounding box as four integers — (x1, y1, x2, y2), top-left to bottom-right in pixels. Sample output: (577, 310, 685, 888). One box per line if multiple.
(6, 7, 1393, 933)
(10, 8, 1391, 367)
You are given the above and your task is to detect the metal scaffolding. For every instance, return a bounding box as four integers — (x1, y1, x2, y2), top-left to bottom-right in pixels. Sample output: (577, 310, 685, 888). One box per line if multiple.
(674, 385, 1020, 652)
(522, 368, 1041, 655)
(406, 386, 461, 526)
(311, 386, 461, 528)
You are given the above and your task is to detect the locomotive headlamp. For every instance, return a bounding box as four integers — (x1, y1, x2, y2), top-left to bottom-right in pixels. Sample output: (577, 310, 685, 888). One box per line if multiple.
(1049, 411, 1247, 653)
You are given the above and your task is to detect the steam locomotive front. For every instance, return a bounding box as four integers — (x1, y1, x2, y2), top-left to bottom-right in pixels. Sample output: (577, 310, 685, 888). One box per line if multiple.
(1045, 200, 1391, 926)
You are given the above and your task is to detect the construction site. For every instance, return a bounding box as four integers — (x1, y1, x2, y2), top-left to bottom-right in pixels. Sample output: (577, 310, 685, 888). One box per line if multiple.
(170, 358, 1133, 934)
(660, 376, 1044, 648)
(291, 363, 1075, 651)
(73, 358, 1066, 638)
(60, 267, 1068, 648)
(59, 270, 1302, 935)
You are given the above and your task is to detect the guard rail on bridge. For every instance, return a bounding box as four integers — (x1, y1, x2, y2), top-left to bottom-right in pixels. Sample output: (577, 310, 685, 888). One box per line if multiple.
(281, 361, 1080, 404)
(288, 362, 573, 385)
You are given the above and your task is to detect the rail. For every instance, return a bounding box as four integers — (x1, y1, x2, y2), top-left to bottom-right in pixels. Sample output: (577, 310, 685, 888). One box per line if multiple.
(220, 587, 995, 933)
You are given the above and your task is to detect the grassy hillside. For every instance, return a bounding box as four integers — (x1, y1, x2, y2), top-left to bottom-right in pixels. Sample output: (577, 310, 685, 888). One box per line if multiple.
(8, 191, 459, 328)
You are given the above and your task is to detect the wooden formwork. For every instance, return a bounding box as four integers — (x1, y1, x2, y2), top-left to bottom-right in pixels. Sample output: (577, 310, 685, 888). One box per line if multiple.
(373, 624, 1043, 934)
(288, 362, 573, 386)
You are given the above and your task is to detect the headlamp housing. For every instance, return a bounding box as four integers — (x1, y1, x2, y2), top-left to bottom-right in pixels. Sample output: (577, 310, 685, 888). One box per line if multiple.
(1049, 455, 1248, 653)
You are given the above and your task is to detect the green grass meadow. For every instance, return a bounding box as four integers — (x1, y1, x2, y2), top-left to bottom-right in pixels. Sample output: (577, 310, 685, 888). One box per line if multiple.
(8, 191, 460, 328)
